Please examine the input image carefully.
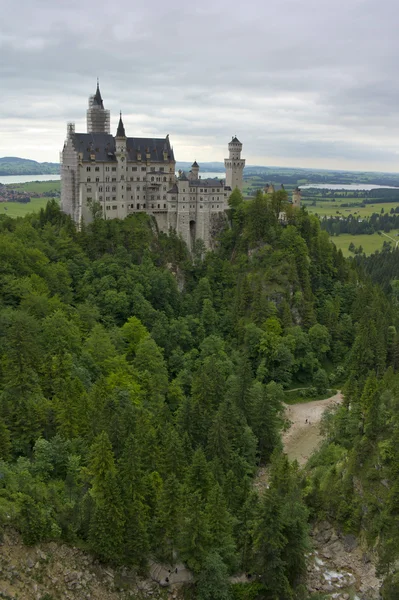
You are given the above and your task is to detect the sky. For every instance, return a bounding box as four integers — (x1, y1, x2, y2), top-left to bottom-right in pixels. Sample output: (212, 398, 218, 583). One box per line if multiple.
(1, 0, 399, 171)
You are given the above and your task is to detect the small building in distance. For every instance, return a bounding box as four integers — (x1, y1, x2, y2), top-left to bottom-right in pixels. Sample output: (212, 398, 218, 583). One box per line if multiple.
(60, 83, 246, 250)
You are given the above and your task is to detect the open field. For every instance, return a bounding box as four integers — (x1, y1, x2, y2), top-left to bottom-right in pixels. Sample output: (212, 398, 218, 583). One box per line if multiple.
(303, 199, 399, 218)
(0, 197, 59, 218)
(329, 229, 399, 256)
(7, 180, 61, 194)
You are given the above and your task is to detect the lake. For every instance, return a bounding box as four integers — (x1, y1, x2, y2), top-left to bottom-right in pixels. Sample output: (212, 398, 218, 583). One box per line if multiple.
(0, 174, 60, 185)
(301, 184, 399, 191)
(0, 172, 225, 185)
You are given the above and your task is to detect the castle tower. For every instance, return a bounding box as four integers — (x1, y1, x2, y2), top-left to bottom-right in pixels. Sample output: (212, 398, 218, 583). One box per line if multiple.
(224, 136, 245, 191)
(87, 80, 110, 134)
(115, 113, 128, 220)
(292, 186, 301, 208)
(188, 160, 200, 181)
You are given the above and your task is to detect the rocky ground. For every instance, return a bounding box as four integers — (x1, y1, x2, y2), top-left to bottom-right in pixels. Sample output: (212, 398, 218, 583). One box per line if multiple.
(308, 521, 381, 600)
(0, 528, 177, 600)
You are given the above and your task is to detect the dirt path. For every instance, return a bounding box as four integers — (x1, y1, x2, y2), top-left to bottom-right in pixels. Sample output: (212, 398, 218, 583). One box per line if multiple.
(254, 392, 342, 493)
(283, 391, 342, 466)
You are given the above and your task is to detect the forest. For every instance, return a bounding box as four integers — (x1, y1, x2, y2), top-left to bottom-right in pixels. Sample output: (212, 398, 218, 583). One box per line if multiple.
(1, 188, 399, 599)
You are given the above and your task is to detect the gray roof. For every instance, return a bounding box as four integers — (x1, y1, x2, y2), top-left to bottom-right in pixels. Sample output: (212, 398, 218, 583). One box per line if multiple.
(192, 161, 199, 167)
(72, 133, 174, 162)
(230, 136, 241, 144)
(188, 178, 224, 188)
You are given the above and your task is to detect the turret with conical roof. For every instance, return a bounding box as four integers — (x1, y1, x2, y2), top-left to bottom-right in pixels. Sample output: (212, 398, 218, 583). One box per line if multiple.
(116, 112, 126, 138)
(87, 80, 110, 133)
(188, 160, 200, 181)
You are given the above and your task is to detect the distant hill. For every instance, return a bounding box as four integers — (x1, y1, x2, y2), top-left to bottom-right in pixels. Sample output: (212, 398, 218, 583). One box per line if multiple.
(0, 157, 59, 176)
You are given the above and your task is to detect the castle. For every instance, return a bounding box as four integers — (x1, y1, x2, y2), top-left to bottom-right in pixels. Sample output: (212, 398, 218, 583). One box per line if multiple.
(61, 83, 245, 249)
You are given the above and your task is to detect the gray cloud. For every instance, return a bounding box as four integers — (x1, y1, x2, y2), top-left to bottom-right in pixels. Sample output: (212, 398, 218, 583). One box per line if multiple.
(1, 0, 399, 170)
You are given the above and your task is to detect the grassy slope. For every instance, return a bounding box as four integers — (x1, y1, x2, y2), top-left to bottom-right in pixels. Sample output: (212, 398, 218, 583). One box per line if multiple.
(0, 198, 56, 218)
(1, 181, 61, 218)
(7, 180, 61, 194)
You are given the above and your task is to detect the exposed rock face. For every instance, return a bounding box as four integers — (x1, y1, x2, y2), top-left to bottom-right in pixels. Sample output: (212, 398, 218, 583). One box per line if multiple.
(307, 521, 381, 600)
(0, 528, 175, 600)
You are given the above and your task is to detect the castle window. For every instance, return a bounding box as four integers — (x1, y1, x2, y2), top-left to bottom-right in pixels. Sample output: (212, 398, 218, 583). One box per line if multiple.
(86, 167, 91, 172)
(106, 167, 110, 171)
(151, 167, 155, 172)
(106, 206, 111, 210)
(106, 177, 110, 182)
(112, 178, 116, 182)
(217, 205, 219, 208)
(127, 186, 131, 191)
(141, 167, 146, 171)
(200, 205, 203, 209)
(112, 186, 116, 192)
(151, 195, 154, 200)
(96, 177, 100, 182)
(99, 196, 103, 200)
(137, 186, 141, 191)
(112, 167, 116, 172)
(164, 204, 166, 208)
(87, 197, 92, 201)
(160, 167, 164, 172)
(157, 195, 160, 200)
(95, 167, 100, 172)
(137, 195, 140, 199)
(122, 195, 124, 199)
(200, 188, 203, 192)
(132, 167, 137, 171)
(106, 196, 110, 201)
(106, 186, 110, 192)
(87, 177, 91, 182)
(112, 196, 116, 201)
(99, 186, 103, 191)
(158, 204, 160, 208)
(130, 177, 133, 181)
(151, 204, 154, 209)
(143, 204, 146, 208)
(112, 205, 117, 210)
(151, 177, 154, 182)
(87, 187, 92, 192)
(212, 205, 214, 209)
(163, 195, 166, 200)
(121, 175, 124, 180)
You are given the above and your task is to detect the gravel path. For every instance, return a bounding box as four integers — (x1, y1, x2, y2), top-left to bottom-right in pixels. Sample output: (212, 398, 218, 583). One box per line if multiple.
(283, 392, 342, 465)
(254, 392, 343, 493)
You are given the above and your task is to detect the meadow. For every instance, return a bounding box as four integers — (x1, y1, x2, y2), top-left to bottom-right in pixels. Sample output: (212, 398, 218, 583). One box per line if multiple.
(329, 230, 399, 256)
(1, 180, 61, 218)
(303, 199, 399, 218)
(0, 197, 58, 218)
(9, 180, 61, 194)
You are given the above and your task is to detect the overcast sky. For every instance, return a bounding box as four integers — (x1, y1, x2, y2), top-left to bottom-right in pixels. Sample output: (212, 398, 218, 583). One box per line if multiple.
(1, 0, 399, 171)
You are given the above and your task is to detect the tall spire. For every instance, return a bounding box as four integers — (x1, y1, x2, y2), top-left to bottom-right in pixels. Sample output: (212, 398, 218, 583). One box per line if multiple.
(116, 112, 126, 138)
(93, 79, 104, 108)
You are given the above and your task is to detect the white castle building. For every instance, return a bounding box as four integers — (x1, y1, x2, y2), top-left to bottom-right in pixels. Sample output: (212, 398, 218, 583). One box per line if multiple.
(61, 83, 245, 249)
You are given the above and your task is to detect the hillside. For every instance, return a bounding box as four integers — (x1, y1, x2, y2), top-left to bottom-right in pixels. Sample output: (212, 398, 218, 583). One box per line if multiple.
(1, 189, 399, 599)
(0, 157, 59, 176)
